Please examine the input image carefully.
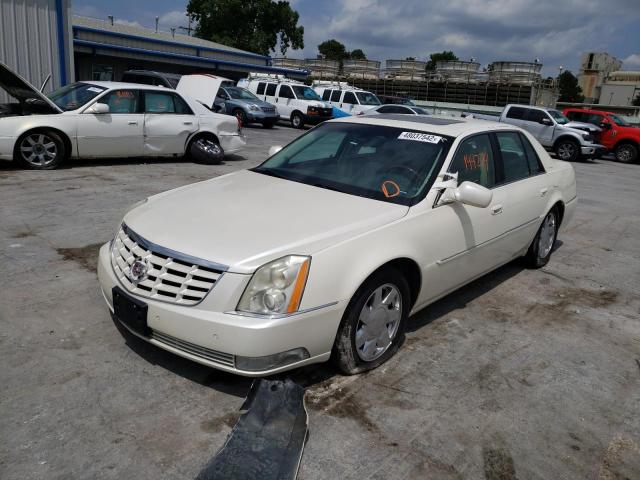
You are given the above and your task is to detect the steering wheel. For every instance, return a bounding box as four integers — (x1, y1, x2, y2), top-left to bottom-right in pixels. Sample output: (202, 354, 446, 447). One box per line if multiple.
(379, 165, 420, 196)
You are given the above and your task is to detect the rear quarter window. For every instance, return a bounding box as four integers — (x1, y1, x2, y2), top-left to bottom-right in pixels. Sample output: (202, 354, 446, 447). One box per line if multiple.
(506, 106, 526, 119)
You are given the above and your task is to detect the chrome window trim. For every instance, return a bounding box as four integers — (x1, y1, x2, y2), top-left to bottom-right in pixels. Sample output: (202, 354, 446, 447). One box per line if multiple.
(122, 223, 228, 272)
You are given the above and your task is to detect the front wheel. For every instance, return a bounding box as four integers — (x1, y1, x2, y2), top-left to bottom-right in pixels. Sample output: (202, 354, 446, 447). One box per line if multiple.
(614, 142, 638, 164)
(333, 267, 410, 375)
(15, 130, 66, 169)
(524, 208, 558, 268)
(554, 139, 580, 162)
(290, 112, 304, 129)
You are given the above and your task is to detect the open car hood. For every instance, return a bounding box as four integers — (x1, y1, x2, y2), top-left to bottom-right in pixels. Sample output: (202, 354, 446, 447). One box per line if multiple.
(0, 62, 62, 114)
(565, 120, 601, 133)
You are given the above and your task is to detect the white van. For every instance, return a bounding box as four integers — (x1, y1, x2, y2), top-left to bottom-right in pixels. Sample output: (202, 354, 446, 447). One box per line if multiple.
(312, 81, 381, 116)
(239, 73, 333, 128)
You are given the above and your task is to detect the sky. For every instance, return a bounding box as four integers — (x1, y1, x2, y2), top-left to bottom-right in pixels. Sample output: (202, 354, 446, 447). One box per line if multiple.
(73, 0, 640, 77)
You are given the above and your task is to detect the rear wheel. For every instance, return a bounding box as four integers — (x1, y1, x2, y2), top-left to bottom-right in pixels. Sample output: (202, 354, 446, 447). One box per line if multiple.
(554, 139, 580, 162)
(188, 135, 224, 165)
(614, 142, 638, 164)
(524, 208, 558, 268)
(290, 112, 304, 129)
(333, 267, 409, 375)
(15, 130, 66, 170)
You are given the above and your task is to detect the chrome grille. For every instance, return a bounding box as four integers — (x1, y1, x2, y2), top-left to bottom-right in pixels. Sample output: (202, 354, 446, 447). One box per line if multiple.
(261, 106, 276, 113)
(151, 330, 235, 367)
(111, 225, 224, 306)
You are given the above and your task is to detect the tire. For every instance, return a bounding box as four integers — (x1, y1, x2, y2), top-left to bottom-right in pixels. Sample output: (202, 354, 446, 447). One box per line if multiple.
(188, 136, 224, 165)
(554, 138, 580, 162)
(290, 112, 304, 129)
(233, 109, 248, 127)
(524, 208, 559, 268)
(333, 267, 410, 375)
(15, 130, 66, 170)
(614, 142, 638, 164)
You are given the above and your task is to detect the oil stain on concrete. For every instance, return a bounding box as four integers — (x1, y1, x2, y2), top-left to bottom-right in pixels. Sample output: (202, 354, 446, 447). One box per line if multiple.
(56, 243, 103, 273)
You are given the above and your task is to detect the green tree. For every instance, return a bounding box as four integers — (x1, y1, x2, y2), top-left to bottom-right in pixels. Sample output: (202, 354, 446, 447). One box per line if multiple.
(349, 49, 366, 60)
(318, 39, 348, 61)
(557, 70, 585, 103)
(425, 51, 458, 71)
(187, 0, 304, 56)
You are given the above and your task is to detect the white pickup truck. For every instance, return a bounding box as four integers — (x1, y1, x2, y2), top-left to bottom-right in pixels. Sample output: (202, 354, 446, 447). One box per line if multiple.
(466, 104, 606, 161)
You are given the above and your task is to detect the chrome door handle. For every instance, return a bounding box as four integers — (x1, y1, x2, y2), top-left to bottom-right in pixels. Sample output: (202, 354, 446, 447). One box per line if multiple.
(183, 121, 193, 125)
(127, 121, 138, 125)
(540, 187, 548, 197)
(491, 205, 503, 215)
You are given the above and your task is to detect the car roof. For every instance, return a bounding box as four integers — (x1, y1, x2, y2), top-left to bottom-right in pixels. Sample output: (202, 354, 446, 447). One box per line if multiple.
(78, 80, 175, 91)
(330, 114, 516, 137)
(564, 107, 614, 115)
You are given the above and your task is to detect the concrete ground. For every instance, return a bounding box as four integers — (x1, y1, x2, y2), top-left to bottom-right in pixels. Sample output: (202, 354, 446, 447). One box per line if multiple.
(1, 124, 639, 480)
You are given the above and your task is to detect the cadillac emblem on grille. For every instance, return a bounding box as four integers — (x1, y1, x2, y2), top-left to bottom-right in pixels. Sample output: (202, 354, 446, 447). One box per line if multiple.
(129, 258, 149, 282)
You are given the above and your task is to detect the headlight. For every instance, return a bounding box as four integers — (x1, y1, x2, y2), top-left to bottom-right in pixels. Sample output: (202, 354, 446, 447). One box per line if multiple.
(582, 134, 594, 142)
(237, 255, 310, 315)
(249, 104, 260, 111)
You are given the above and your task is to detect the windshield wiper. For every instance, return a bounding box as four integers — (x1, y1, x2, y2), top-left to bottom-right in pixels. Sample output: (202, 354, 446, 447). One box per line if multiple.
(312, 182, 342, 193)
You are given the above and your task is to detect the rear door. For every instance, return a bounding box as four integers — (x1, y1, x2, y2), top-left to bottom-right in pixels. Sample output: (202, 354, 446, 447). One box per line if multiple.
(76, 89, 144, 157)
(143, 90, 198, 156)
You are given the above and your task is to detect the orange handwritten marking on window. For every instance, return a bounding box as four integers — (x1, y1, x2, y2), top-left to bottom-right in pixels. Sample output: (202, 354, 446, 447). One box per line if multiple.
(463, 151, 488, 170)
(116, 91, 134, 98)
(381, 180, 401, 198)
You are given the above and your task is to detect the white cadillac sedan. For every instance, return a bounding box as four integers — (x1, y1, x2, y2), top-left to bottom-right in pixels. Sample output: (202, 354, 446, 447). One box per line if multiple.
(0, 63, 245, 169)
(97, 114, 576, 376)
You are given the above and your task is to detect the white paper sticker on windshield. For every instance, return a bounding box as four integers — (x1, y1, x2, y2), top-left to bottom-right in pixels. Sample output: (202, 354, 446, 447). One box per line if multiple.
(397, 132, 442, 143)
(87, 87, 105, 93)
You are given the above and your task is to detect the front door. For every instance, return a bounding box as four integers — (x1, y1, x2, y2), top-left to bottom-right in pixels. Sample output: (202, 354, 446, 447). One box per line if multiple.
(142, 91, 198, 156)
(524, 109, 555, 145)
(76, 89, 144, 157)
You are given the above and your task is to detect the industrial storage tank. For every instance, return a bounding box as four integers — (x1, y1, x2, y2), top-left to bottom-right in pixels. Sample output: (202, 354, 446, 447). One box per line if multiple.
(435, 60, 481, 82)
(305, 58, 339, 79)
(343, 59, 381, 80)
(385, 59, 426, 81)
(488, 61, 542, 84)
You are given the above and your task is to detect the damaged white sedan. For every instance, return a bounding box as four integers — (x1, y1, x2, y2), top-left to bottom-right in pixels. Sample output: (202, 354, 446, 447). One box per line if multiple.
(0, 62, 245, 169)
(98, 115, 576, 376)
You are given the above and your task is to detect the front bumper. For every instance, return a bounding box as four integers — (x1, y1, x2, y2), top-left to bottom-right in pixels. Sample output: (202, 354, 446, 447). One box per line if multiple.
(304, 113, 333, 125)
(580, 143, 607, 157)
(246, 110, 279, 122)
(219, 133, 246, 154)
(97, 243, 343, 376)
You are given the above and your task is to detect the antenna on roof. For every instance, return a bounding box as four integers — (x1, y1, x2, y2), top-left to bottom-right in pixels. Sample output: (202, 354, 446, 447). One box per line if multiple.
(170, 27, 176, 37)
(155, 16, 159, 33)
(107, 15, 114, 26)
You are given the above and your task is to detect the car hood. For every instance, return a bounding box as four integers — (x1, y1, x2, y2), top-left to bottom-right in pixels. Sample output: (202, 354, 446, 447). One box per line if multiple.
(124, 169, 408, 273)
(0, 62, 62, 113)
(229, 98, 274, 108)
(565, 120, 601, 133)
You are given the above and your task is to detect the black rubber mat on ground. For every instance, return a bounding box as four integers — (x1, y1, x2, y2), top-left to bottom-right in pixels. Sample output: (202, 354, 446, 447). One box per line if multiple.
(196, 379, 308, 480)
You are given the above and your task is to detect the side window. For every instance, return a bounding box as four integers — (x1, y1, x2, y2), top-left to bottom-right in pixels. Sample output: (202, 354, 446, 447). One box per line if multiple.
(565, 111, 582, 121)
(279, 85, 294, 99)
(217, 89, 229, 100)
(496, 132, 530, 183)
(172, 94, 193, 114)
(520, 133, 544, 174)
(587, 113, 604, 126)
(101, 89, 139, 113)
(449, 134, 496, 188)
(526, 109, 549, 123)
(343, 91, 358, 104)
(256, 82, 265, 95)
(321, 90, 331, 101)
(330, 90, 341, 102)
(377, 105, 395, 113)
(265, 83, 277, 96)
(506, 106, 526, 119)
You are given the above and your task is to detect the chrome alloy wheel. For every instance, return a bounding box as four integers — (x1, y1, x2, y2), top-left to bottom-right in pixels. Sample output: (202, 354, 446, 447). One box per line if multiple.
(195, 138, 222, 156)
(355, 283, 402, 362)
(557, 142, 576, 160)
(20, 133, 58, 167)
(538, 212, 556, 258)
(616, 144, 634, 163)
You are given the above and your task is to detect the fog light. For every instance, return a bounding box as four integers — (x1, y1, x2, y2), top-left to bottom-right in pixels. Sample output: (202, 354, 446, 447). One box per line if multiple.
(235, 347, 310, 372)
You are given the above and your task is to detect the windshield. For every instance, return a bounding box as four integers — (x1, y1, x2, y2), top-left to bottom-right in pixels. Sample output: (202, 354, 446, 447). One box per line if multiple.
(291, 85, 321, 100)
(548, 109, 569, 125)
(225, 86, 259, 101)
(609, 113, 631, 126)
(253, 122, 451, 206)
(46, 82, 106, 111)
(356, 91, 381, 106)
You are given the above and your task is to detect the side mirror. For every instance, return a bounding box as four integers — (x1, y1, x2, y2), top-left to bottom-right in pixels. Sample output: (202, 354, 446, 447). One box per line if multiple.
(85, 102, 110, 114)
(600, 122, 611, 130)
(540, 117, 552, 126)
(441, 181, 493, 208)
(268, 145, 283, 157)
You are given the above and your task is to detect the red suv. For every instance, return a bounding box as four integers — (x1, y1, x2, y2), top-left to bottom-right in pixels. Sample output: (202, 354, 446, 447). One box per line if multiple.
(563, 108, 639, 163)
